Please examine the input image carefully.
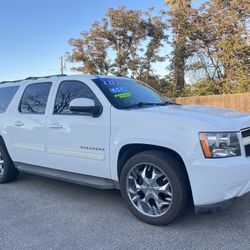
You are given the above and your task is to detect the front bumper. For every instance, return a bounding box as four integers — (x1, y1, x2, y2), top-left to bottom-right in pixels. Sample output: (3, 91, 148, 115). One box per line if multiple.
(189, 156, 250, 206)
(195, 199, 233, 214)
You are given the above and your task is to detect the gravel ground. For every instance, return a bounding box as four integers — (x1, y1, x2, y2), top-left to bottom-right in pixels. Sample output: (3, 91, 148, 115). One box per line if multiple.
(0, 173, 250, 250)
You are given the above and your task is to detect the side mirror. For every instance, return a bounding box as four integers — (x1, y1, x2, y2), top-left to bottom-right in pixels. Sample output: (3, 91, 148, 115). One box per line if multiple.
(69, 98, 102, 117)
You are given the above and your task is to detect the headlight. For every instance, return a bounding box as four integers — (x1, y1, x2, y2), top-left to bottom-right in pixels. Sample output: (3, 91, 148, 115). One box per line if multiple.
(199, 132, 241, 158)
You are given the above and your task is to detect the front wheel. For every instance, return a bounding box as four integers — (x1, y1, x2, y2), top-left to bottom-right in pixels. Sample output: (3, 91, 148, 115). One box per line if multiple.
(120, 150, 191, 225)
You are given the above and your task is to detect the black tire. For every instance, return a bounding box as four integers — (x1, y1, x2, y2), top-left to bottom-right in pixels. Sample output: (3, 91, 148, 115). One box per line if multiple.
(120, 150, 191, 226)
(0, 140, 19, 184)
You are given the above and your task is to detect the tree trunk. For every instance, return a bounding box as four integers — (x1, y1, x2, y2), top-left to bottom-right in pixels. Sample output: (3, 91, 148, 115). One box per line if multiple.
(174, 34, 186, 91)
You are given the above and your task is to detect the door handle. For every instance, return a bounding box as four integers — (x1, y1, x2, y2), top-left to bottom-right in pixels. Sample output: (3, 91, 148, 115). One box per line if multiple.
(49, 122, 63, 129)
(14, 121, 24, 127)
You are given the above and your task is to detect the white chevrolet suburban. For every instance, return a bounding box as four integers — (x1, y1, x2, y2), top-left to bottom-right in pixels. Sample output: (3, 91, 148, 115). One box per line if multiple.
(0, 74, 249, 225)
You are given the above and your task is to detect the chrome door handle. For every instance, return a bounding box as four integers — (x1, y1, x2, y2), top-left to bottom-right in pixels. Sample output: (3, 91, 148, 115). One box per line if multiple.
(14, 121, 24, 127)
(49, 122, 63, 129)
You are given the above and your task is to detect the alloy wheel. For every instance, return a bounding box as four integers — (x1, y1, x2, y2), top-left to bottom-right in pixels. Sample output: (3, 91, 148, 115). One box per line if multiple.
(126, 163, 173, 217)
(0, 152, 4, 176)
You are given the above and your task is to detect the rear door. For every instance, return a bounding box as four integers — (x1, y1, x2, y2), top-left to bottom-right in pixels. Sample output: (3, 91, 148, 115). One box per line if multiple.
(10, 82, 53, 166)
(45, 78, 111, 178)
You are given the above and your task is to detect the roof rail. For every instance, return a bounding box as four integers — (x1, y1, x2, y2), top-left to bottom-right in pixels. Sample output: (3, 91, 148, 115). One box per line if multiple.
(25, 74, 67, 80)
(0, 74, 67, 85)
(0, 79, 26, 84)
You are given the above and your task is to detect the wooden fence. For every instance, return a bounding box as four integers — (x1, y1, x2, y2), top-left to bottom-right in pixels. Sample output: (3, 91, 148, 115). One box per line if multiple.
(176, 93, 250, 113)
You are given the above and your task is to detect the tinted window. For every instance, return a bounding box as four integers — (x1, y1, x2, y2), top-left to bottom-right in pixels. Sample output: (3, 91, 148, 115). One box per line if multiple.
(19, 82, 52, 114)
(0, 86, 19, 113)
(93, 78, 170, 109)
(54, 81, 99, 114)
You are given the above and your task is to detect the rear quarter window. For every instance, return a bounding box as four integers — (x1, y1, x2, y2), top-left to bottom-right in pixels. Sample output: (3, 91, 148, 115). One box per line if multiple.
(19, 82, 52, 114)
(0, 86, 20, 113)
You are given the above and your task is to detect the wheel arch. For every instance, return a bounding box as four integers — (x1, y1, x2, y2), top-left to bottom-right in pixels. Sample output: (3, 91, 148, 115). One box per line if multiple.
(117, 143, 193, 201)
(0, 134, 7, 147)
(0, 133, 12, 157)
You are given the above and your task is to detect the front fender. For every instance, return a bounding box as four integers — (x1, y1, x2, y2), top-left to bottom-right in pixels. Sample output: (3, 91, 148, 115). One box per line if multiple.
(110, 136, 194, 181)
(109, 107, 217, 181)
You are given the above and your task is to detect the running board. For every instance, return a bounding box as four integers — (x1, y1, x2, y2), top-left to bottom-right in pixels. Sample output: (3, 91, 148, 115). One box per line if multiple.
(14, 162, 118, 190)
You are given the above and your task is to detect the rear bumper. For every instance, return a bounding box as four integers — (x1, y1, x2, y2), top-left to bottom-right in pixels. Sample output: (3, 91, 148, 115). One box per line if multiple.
(189, 157, 250, 206)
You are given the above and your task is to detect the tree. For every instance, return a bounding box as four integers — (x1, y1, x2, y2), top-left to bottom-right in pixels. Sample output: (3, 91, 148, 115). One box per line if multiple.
(166, 0, 191, 91)
(67, 7, 167, 85)
(185, 0, 250, 93)
(67, 3, 249, 97)
(67, 22, 111, 75)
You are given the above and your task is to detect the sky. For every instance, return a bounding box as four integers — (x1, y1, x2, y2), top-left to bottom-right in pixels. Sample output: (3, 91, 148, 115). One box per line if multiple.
(0, 0, 203, 81)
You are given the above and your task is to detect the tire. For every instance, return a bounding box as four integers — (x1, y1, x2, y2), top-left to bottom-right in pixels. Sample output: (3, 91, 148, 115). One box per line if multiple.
(120, 150, 191, 226)
(0, 140, 19, 184)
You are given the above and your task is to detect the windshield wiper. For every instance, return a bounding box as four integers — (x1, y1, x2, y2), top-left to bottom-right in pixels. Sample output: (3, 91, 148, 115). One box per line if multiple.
(123, 101, 175, 110)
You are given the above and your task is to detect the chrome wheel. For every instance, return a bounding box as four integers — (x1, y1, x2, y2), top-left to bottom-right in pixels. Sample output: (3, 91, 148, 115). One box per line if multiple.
(126, 163, 173, 217)
(0, 152, 4, 176)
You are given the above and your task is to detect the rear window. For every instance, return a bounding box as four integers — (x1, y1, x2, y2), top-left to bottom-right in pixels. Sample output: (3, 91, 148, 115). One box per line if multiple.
(0, 86, 19, 113)
(19, 82, 52, 114)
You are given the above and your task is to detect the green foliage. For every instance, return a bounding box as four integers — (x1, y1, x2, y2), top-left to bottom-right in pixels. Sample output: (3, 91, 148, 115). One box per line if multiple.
(173, 79, 250, 98)
(180, 0, 250, 94)
(67, 1, 250, 97)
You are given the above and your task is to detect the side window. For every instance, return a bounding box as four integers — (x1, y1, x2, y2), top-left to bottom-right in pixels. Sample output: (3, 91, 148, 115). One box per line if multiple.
(19, 82, 52, 114)
(54, 80, 99, 115)
(0, 86, 20, 113)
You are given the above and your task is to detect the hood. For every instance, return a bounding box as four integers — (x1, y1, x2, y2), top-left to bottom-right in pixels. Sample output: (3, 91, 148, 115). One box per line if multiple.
(133, 105, 250, 131)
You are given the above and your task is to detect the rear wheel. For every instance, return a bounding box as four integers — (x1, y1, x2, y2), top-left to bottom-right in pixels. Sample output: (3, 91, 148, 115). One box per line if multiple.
(120, 150, 190, 225)
(0, 141, 19, 184)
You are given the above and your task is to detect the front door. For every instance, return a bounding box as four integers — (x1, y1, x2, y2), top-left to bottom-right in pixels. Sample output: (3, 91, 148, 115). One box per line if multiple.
(45, 79, 110, 178)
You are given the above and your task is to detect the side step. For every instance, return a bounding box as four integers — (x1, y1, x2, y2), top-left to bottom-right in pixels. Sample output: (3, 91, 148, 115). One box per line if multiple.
(14, 162, 118, 190)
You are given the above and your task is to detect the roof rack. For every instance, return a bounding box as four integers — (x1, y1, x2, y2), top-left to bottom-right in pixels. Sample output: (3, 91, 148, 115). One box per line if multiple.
(0, 79, 25, 84)
(25, 74, 67, 80)
(0, 74, 67, 84)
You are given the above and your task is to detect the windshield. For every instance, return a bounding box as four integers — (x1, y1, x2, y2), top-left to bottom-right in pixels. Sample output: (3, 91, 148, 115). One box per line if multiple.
(93, 77, 173, 109)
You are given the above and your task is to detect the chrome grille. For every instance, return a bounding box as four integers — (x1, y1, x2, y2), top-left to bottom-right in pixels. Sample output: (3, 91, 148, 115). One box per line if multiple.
(241, 128, 250, 157)
(242, 128, 250, 138)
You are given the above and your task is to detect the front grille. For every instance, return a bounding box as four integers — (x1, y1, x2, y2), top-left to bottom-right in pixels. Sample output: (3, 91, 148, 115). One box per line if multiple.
(246, 145, 250, 157)
(241, 128, 250, 138)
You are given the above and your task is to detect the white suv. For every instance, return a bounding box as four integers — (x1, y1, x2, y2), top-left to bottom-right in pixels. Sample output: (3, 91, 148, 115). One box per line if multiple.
(0, 74, 250, 225)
